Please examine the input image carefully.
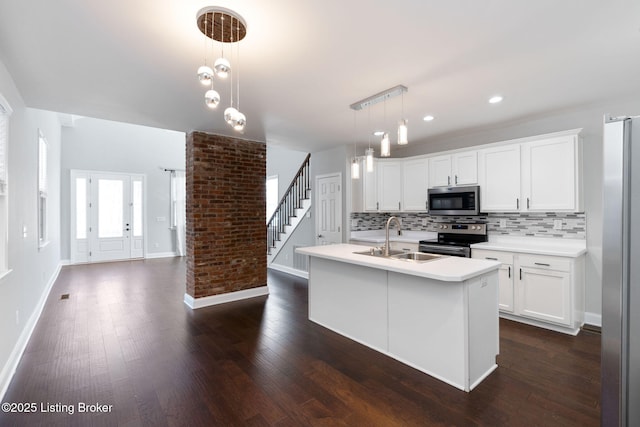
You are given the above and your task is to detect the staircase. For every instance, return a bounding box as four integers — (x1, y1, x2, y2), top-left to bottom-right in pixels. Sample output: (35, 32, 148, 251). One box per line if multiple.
(267, 154, 311, 264)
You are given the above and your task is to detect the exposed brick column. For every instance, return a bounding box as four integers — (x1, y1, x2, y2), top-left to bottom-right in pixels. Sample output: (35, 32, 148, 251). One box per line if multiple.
(185, 131, 267, 300)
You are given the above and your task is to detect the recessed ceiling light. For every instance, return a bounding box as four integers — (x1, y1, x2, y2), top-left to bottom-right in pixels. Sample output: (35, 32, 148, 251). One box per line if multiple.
(373, 131, 384, 136)
(488, 95, 503, 104)
(423, 115, 435, 122)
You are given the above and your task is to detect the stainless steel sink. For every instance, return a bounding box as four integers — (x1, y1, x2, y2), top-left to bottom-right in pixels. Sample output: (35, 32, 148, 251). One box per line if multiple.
(353, 248, 406, 257)
(353, 249, 444, 263)
(390, 252, 443, 262)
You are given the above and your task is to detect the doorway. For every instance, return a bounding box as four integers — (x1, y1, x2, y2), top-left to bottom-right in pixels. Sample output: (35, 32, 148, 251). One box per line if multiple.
(315, 173, 342, 245)
(70, 170, 145, 264)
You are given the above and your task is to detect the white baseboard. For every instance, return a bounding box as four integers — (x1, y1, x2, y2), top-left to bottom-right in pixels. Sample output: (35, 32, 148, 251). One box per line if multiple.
(268, 263, 309, 280)
(184, 285, 269, 310)
(145, 252, 179, 259)
(0, 262, 62, 402)
(584, 312, 602, 328)
(60, 259, 71, 266)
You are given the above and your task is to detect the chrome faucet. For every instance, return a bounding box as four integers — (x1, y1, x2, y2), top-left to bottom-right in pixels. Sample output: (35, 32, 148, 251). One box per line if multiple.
(384, 216, 402, 256)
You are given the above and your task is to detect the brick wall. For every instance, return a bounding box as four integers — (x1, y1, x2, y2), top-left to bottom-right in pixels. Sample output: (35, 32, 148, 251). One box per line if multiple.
(186, 131, 267, 299)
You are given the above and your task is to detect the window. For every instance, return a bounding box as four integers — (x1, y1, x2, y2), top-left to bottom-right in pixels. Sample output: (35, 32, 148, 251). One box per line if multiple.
(266, 175, 278, 222)
(38, 130, 48, 247)
(0, 96, 10, 275)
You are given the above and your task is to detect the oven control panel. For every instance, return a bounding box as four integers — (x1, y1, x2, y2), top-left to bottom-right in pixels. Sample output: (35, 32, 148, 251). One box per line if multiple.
(434, 222, 486, 235)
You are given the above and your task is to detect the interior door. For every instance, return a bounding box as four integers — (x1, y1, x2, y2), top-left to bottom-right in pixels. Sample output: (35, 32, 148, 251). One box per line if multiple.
(316, 173, 342, 245)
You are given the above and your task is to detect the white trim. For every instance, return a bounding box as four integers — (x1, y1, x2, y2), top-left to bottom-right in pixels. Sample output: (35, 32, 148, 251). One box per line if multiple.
(584, 311, 602, 328)
(499, 312, 581, 336)
(0, 262, 62, 402)
(183, 286, 269, 310)
(145, 252, 179, 259)
(268, 263, 309, 280)
(60, 259, 71, 266)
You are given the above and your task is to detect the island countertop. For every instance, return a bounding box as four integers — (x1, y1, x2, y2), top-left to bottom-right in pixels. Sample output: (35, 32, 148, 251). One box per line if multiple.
(296, 243, 500, 282)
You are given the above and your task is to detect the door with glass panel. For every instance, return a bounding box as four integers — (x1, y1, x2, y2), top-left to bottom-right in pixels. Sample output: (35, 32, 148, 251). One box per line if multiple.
(70, 170, 144, 263)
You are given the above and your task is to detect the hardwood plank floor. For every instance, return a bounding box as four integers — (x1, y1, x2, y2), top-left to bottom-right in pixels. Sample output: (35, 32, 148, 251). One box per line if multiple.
(0, 258, 601, 426)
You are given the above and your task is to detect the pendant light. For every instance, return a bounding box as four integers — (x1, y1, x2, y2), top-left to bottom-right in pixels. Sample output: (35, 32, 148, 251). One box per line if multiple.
(223, 17, 239, 127)
(351, 111, 360, 180)
(397, 90, 408, 145)
(380, 99, 391, 157)
(365, 107, 374, 171)
(232, 16, 246, 132)
(197, 16, 214, 86)
(214, 15, 231, 78)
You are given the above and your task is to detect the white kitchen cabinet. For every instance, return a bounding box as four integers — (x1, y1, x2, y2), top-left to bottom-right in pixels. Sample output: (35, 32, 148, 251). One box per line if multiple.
(429, 151, 477, 187)
(363, 159, 378, 211)
(518, 254, 572, 326)
(472, 247, 584, 334)
(378, 160, 403, 211)
(402, 157, 429, 211)
(477, 145, 521, 212)
(521, 135, 580, 211)
(472, 249, 514, 313)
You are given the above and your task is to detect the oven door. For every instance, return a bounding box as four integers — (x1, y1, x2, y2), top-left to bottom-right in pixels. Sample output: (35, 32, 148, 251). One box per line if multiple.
(418, 243, 470, 258)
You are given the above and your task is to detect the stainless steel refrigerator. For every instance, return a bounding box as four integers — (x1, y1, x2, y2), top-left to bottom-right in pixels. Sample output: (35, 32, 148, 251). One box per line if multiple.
(602, 115, 640, 426)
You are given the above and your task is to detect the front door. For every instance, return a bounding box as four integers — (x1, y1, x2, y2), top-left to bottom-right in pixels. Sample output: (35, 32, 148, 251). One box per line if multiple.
(70, 170, 144, 263)
(315, 173, 342, 245)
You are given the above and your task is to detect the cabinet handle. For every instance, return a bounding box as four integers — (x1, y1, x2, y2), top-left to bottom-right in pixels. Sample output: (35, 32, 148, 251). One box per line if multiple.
(485, 257, 498, 260)
(455, 175, 458, 185)
(527, 198, 530, 209)
(508, 266, 511, 278)
(516, 198, 519, 209)
(448, 176, 451, 186)
(425, 201, 428, 210)
(519, 268, 522, 280)
(376, 202, 379, 210)
(398, 202, 401, 210)
(534, 262, 550, 267)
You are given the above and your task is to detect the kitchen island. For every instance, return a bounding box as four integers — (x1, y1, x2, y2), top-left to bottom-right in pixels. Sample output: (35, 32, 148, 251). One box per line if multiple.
(296, 243, 501, 392)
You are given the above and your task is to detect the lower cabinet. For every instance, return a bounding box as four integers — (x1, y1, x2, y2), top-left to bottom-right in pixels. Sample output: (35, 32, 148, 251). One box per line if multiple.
(472, 249, 584, 334)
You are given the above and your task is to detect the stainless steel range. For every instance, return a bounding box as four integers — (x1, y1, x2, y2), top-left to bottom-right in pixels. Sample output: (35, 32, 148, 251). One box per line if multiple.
(418, 222, 487, 258)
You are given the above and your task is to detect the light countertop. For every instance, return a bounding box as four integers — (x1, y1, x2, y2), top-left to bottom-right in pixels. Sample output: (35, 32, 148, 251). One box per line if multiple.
(350, 230, 437, 244)
(471, 235, 587, 257)
(296, 243, 500, 282)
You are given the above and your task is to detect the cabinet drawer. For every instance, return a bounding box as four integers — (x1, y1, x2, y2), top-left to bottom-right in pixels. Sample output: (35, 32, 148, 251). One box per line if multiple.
(518, 254, 570, 272)
(472, 249, 513, 265)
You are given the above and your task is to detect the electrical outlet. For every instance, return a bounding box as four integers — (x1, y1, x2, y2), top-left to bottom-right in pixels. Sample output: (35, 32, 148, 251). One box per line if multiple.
(554, 219, 563, 230)
(156, 216, 166, 222)
(499, 218, 507, 228)
(422, 218, 428, 227)
(154, 242, 159, 248)
(351, 219, 359, 227)
(285, 253, 289, 260)
(15, 310, 19, 325)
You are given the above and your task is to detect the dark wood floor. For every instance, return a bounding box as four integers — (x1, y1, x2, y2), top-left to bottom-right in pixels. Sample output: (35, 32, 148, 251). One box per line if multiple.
(1, 258, 601, 426)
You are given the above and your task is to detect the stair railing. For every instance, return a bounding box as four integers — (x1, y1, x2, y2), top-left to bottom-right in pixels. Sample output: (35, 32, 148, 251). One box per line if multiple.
(267, 153, 311, 254)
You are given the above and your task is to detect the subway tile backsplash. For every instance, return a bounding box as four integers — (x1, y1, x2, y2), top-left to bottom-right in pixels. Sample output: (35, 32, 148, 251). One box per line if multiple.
(350, 211, 586, 239)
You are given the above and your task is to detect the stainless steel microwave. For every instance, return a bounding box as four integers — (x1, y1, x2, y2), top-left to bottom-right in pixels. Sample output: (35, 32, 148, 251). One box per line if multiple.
(427, 185, 480, 216)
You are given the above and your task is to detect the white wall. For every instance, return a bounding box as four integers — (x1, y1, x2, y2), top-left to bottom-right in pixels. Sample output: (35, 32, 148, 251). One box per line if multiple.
(266, 145, 309, 201)
(60, 117, 185, 260)
(0, 60, 62, 398)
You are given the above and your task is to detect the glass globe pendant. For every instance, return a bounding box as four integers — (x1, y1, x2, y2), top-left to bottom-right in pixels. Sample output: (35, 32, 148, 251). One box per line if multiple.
(233, 111, 246, 131)
(224, 107, 239, 125)
(214, 57, 231, 79)
(197, 65, 214, 86)
(204, 89, 220, 108)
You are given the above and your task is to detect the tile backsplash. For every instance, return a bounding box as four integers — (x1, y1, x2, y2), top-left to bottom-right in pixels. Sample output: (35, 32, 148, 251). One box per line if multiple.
(350, 211, 586, 239)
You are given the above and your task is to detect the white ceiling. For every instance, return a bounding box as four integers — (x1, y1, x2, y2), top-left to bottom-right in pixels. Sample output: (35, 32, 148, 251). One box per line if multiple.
(1, 1, 639, 153)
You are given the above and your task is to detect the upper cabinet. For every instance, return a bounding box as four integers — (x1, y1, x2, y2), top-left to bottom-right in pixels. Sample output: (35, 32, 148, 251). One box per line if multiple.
(478, 145, 521, 211)
(479, 130, 582, 213)
(402, 158, 429, 211)
(522, 135, 580, 211)
(378, 160, 403, 211)
(429, 151, 477, 187)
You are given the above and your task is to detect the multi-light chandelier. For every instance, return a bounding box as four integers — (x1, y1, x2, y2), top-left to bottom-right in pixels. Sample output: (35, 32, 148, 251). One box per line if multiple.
(196, 6, 247, 132)
(349, 85, 409, 179)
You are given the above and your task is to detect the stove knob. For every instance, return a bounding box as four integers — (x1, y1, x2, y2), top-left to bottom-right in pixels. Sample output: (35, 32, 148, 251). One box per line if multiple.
(443, 225, 448, 229)
(471, 225, 477, 230)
